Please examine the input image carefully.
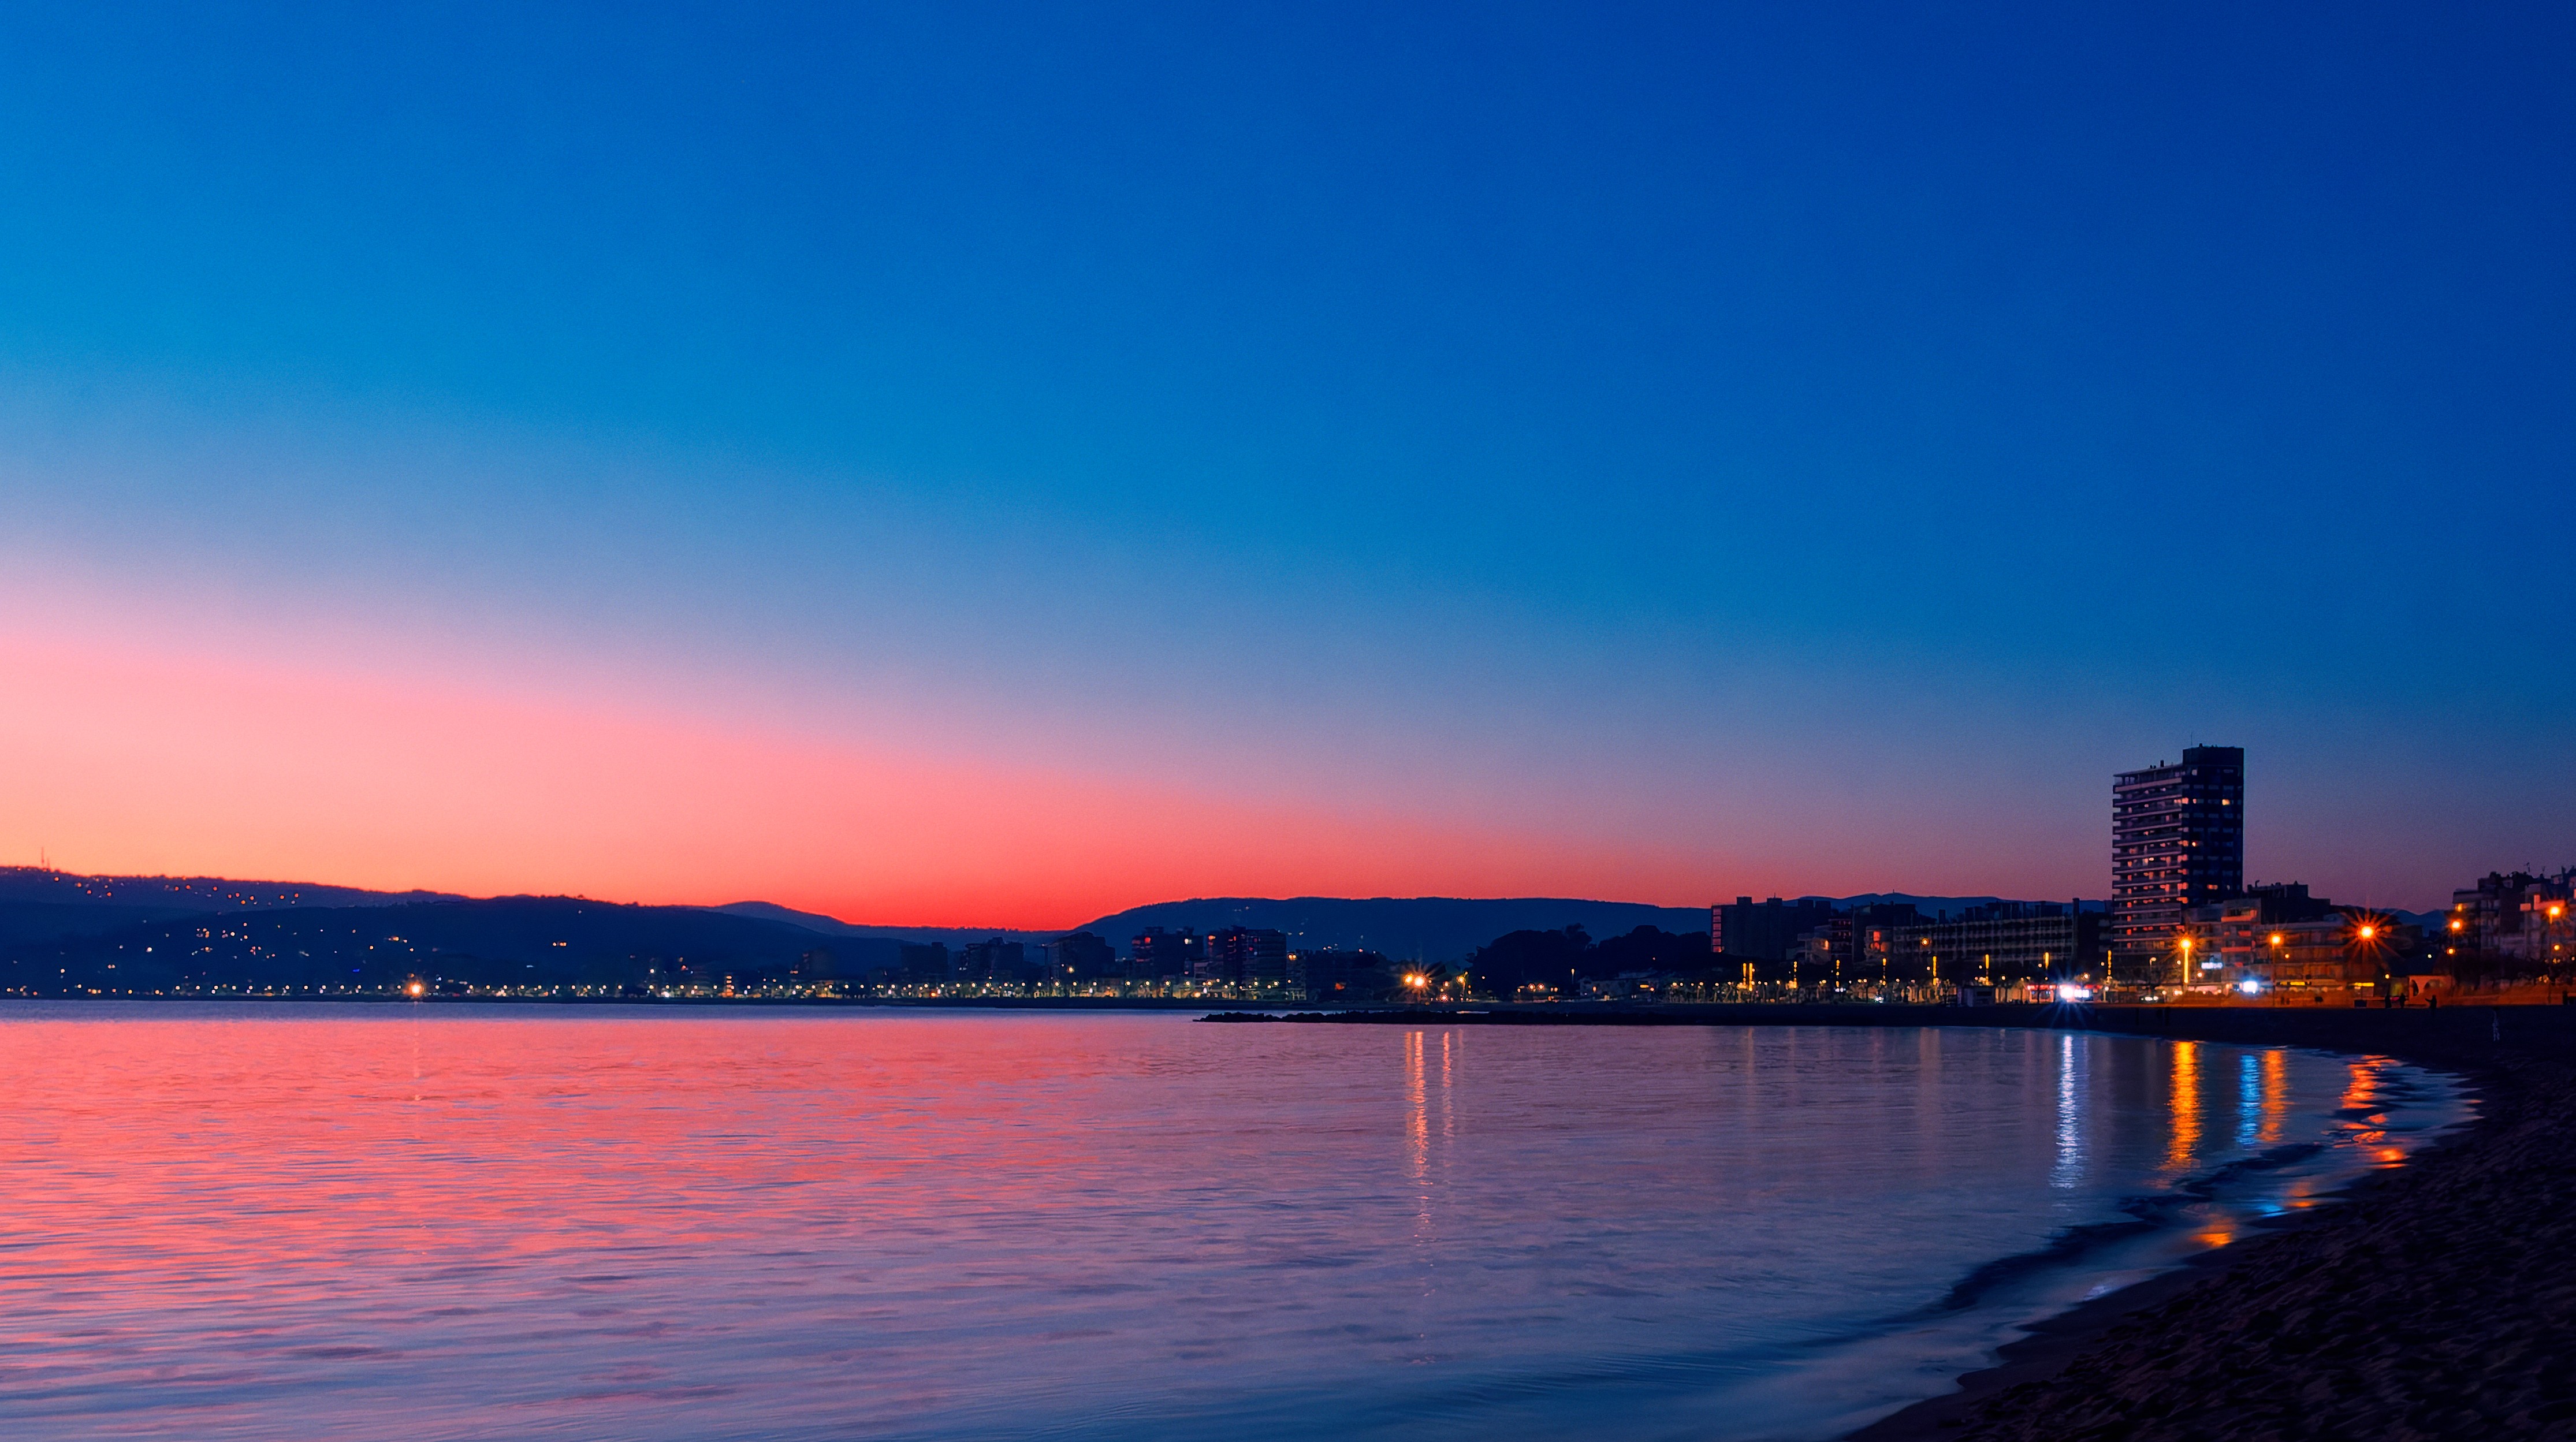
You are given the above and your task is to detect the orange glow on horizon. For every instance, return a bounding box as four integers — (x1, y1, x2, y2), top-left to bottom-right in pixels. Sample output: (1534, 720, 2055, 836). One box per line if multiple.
(0, 608, 1734, 929)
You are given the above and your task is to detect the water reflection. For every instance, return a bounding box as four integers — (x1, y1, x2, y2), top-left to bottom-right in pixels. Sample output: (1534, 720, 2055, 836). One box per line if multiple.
(0, 1008, 2465, 1442)
(2236, 1052, 2261, 1151)
(2261, 1048, 2287, 1146)
(1441, 1030, 1456, 1147)
(2342, 1055, 2403, 1161)
(1405, 1029, 1429, 1186)
(2164, 1041, 2201, 1173)
(2052, 1032, 2084, 1190)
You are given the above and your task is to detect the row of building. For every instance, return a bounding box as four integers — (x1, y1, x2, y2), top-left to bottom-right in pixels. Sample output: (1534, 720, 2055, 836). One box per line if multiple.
(2113, 746, 2569, 997)
(1134, 926, 1398, 1000)
(884, 925, 1395, 1001)
(2165, 871, 2570, 998)
(883, 741, 2559, 1004)
(2444, 869, 2574, 967)
(1715, 745, 2568, 1003)
(1713, 896, 2110, 994)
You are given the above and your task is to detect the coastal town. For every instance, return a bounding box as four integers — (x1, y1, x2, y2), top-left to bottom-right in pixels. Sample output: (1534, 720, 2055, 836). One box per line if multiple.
(5, 743, 2563, 1009)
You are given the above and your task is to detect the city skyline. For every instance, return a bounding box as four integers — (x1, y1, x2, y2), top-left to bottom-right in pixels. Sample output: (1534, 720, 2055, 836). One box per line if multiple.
(4, 4, 2570, 927)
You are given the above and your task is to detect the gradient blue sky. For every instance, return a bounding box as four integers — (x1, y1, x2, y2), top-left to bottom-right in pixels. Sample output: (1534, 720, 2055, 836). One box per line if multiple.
(1, 2, 2568, 922)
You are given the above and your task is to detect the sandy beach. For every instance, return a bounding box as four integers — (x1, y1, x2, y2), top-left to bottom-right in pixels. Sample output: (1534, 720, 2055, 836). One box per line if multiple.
(1856, 1007, 2576, 1441)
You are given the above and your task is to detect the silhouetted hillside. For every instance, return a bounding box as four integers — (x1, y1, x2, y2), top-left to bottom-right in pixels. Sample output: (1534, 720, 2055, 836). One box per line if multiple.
(2, 896, 903, 996)
(1075, 897, 1713, 964)
(0, 867, 466, 946)
(1078, 894, 2094, 964)
(709, 901, 1052, 945)
(0, 866, 460, 911)
(0, 868, 2121, 989)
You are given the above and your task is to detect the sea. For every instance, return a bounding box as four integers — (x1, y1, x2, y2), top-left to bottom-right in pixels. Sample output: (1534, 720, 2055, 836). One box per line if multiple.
(0, 1004, 2465, 1441)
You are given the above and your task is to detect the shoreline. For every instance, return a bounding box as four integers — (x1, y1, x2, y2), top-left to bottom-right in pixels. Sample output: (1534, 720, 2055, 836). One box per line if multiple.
(16, 996, 2563, 1437)
(1240, 1004, 2569, 1440)
(1879, 1032, 2573, 1440)
(1849, 1244, 2261, 1441)
(1847, 1063, 2490, 1441)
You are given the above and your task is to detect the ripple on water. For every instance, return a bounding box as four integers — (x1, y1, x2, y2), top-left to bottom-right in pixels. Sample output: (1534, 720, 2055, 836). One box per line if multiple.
(0, 1004, 2465, 1441)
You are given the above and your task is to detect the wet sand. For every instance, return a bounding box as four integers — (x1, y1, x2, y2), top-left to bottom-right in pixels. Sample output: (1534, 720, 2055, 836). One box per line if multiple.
(1853, 1013, 2576, 1441)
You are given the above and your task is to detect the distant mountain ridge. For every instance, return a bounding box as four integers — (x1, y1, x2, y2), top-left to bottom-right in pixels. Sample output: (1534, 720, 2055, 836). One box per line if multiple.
(0, 866, 460, 911)
(1071, 895, 2116, 964)
(0, 867, 469, 949)
(0, 869, 2156, 970)
(6, 895, 890, 995)
(1069, 897, 1711, 965)
(710, 901, 1052, 945)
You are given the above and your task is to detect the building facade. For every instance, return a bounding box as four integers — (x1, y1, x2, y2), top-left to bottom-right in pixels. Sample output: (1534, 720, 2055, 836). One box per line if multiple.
(2184, 884, 2415, 996)
(2447, 871, 2575, 968)
(898, 942, 950, 984)
(1041, 930, 1116, 982)
(1713, 896, 1839, 962)
(2113, 745, 2245, 983)
(1129, 926, 1198, 981)
(1289, 947, 1388, 1002)
(1198, 926, 1289, 987)
(1899, 903, 2109, 989)
(956, 938, 1026, 982)
(1790, 915, 1853, 989)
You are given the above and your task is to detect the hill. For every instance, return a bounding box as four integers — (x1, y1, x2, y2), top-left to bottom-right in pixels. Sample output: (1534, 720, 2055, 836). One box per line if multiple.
(0, 867, 464, 947)
(1074, 894, 2102, 964)
(1071, 896, 1714, 964)
(0, 867, 2123, 986)
(0, 866, 459, 912)
(710, 901, 1052, 945)
(2, 895, 903, 996)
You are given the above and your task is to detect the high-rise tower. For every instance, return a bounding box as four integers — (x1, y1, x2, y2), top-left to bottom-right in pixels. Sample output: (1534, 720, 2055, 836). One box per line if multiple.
(2112, 746, 2244, 984)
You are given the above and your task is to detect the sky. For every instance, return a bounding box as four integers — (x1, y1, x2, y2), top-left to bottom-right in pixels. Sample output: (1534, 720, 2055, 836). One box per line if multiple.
(1, 1, 2569, 926)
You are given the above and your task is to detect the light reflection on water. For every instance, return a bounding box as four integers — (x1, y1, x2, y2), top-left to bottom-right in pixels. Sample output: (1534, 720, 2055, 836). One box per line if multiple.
(2165, 1040, 2202, 1174)
(2051, 1030, 2084, 1191)
(0, 1006, 2462, 1441)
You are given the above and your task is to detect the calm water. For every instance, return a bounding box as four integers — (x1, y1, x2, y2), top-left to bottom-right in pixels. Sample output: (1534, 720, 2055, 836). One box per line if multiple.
(0, 1006, 2461, 1441)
